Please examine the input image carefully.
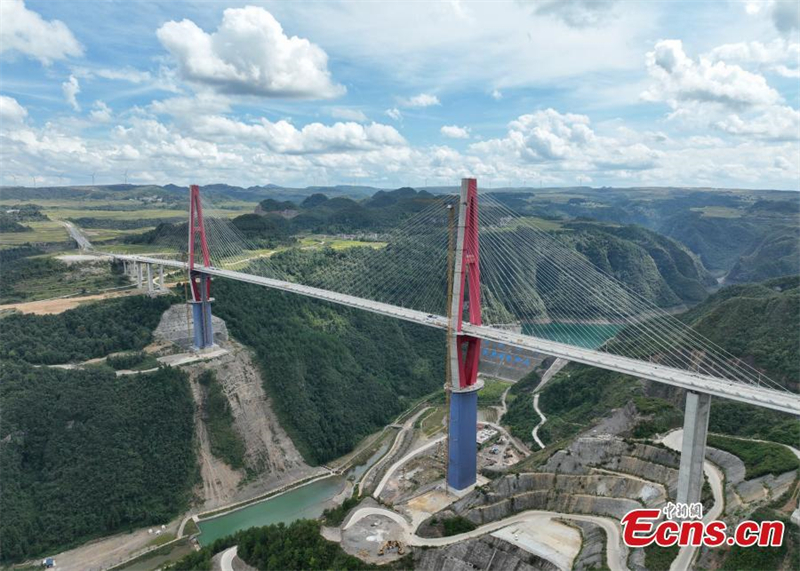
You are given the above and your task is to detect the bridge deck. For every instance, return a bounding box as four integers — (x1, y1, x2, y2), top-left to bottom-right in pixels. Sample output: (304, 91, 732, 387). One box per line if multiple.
(110, 253, 799, 416)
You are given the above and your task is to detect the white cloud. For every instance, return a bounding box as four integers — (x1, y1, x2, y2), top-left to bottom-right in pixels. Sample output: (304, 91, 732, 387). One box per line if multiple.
(73, 66, 153, 84)
(491, 89, 503, 100)
(642, 40, 781, 110)
(706, 40, 800, 78)
(714, 106, 800, 141)
(440, 125, 470, 139)
(0, 0, 82, 64)
(328, 107, 368, 122)
(533, 0, 616, 28)
(89, 101, 112, 123)
(157, 6, 344, 99)
(149, 93, 232, 118)
(62, 75, 81, 111)
(385, 107, 402, 121)
(190, 116, 406, 154)
(401, 93, 440, 107)
(0, 96, 28, 124)
(470, 108, 661, 172)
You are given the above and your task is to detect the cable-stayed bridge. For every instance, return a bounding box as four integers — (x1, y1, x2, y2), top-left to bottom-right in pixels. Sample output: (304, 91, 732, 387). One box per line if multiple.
(93, 180, 798, 502)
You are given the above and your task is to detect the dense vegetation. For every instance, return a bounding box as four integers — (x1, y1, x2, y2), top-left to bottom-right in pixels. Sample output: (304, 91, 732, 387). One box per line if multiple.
(680, 276, 799, 390)
(198, 370, 246, 470)
(441, 516, 478, 536)
(0, 363, 196, 563)
(706, 435, 799, 479)
(0, 295, 173, 364)
(719, 506, 799, 570)
(168, 520, 376, 571)
(644, 544, 678, 571)
(321, 496, 361, 526)
(212, 279, 445, 464)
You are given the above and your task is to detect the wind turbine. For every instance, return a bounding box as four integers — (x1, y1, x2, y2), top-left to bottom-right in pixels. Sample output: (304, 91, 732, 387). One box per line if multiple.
(31, 175, 37, 188)
(91, 172, 96, 185)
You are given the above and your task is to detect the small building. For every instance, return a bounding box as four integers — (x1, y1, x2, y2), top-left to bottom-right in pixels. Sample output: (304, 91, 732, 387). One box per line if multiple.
(42, 558, 55, 568)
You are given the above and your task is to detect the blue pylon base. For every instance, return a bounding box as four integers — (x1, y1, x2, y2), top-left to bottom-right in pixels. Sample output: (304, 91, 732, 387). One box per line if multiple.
(447, 389, 478, 491)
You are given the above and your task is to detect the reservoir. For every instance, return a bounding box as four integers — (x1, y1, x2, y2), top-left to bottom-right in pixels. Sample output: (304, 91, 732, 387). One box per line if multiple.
(522, 322, 622, 349)
(196, 436, 392, 545)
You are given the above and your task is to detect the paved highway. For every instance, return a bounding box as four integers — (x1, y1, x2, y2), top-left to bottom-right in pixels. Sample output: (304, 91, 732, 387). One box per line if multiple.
(106, 253, 800, 416)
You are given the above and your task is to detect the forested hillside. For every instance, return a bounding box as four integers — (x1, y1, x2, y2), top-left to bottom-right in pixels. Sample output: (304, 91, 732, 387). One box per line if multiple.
(505, 276, 800, 450)
(212, 279, 445, 464)
(0, 295, 173, 364)
(0, 364, 196, 563)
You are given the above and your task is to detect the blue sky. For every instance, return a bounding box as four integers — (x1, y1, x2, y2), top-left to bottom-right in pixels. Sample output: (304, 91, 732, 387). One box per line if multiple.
(1, 0, 798, 189)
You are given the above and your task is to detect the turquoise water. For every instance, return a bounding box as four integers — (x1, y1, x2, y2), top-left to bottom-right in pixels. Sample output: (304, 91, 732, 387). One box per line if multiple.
(522, 322, 622, 349)
(197, 476, 345, 546)
(196, 438, 392, 546)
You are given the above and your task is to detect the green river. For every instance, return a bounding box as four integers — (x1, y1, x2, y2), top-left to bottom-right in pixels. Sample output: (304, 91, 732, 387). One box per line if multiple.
(196, 440, 391, 545)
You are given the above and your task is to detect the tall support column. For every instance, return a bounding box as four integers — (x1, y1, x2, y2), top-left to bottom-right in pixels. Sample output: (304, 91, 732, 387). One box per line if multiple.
(677, 391, 712, 505)
(136, 263, 143, 289)
(190, 275, 214, 349)
(187, 184, 215, 350)
(447, 178, 483, 491)
(159, 264, 165, 291)
(146, 264, 154, 294)
(122, 260, 127, 276)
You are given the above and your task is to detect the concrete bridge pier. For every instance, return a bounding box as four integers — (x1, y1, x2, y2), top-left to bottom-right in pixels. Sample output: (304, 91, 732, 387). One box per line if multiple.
(447, 384, 480, 491)
(159, 265, 166, 291)
(189, 274, 214, 349)
(136, 263, 143, 289)
(676, 391, 712, 505)
(146, 264, 154, 294)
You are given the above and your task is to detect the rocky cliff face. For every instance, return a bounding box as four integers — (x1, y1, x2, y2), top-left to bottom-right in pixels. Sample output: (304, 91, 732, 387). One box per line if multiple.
(414, 535, 559, 571)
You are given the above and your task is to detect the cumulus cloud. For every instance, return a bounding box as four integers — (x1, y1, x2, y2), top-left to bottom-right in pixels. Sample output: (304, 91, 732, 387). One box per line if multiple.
(62, 75, 81, 111)
(157, 6, 344, 99)
(89, 101, 112, 123)
(401, 93, 440, 107)
(491, 89, 503, 100)
(190, 116, 406, 154)
(385, 107, 402, 121)
(0, 95, 28, 124)
(329, 107, 368, 122)
(642, 40, 781, 110)
(0, 0, 83, 64)
(440, 125, 471, 139)
(533, 0, 616, 28)
(714, 106, 800, 141)
(470, 108, 661, 172)
(706, 40, 800, 78)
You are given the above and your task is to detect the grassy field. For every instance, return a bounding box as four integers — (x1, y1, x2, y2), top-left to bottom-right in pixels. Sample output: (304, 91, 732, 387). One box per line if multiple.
(420, 406, 446, 436)
(298, 236, 388, 250)
(478, 377, 512, 407)
(0, 220, 69, 247)
(690, 206, 743, 218)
